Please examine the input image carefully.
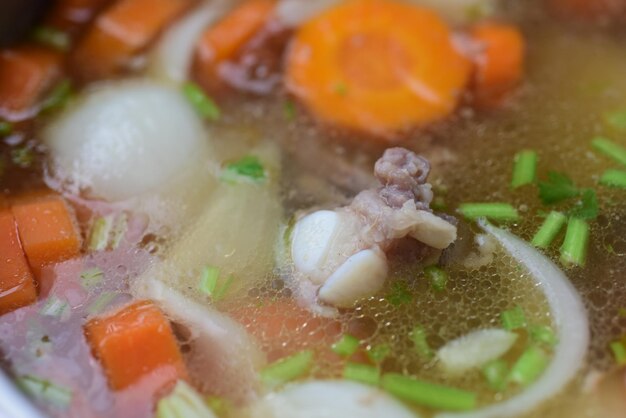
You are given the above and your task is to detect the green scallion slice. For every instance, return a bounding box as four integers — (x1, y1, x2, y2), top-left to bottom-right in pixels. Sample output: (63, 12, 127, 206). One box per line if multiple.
(40, 79, 73, 113)
(367, 344, 390, 364)
(508, 346, 548, 386)
(458, 203, 520, 222)
(343, 363, 380, 386)
(182, 82, 220, 121)
(88, 216, 113, 251)
(410, 326, 433, 359)
(80, 267, 104, 289)
(156, 380, 216, 418)
(531, 211, 566, 249)
(424, 265, 448, 292)
(500, 305, 526, 330)
(32, 26, 70, 51)
(199, 266, 220, 297)
(482, 359, 509, 391)
(591, 136, 626, 166)
(0, 121, 13, 137)
(381, 373, 477, 411)
(87, 292, 118, 315)
(610, 341, 626, 366)
(260, 350, 313, 387)
(600, 169, 626, 188)
(511, 150, 537, 189)
(529, 325, 557, 347)
(40, 296, 69, 320)
(331, 334, 360, 357)
(109, 213, 128, 249)
(221, 155, 266, 183)
(17, 375, 73, 407)
(560, 217, 589, 267)
(11, 146, 35, 168)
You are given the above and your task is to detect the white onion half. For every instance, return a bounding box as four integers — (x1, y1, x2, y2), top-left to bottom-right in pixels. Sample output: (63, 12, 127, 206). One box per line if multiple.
(437, 221, 589, 418)
(150, 0, 228, 84)
(44, 80, 210, 202)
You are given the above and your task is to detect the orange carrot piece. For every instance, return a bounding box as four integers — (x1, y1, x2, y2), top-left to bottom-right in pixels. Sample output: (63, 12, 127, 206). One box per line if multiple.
(0, 212, 37, 315)
(0, 46, 63, 121)
(11, 195, 81, 278)
(46, 0, 113, 33)
(470, 22, 525, 108)
(284, 0, 472, 140)
(70, 0, 191, 82)
(193, 0, 276, 92)
(85, 301, 187, 390)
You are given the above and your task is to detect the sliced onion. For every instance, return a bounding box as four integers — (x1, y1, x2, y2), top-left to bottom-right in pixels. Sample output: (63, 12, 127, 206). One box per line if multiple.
(150, 0, 228, 84)
(436, 220, 589, 418)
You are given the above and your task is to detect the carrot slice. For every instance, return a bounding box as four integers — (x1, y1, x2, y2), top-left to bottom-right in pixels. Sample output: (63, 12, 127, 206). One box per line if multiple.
(0, 46, 63, 121)
(470, 22, 525, 108)
(193, 0, 276, 92)
(11, 195, 81, 278)
(0, 212, 37, 315)
(84, 301, 187, 390)
(70, 0, 191, 82)
(284, 0, 472, 140)
(46, 0, 113, 34)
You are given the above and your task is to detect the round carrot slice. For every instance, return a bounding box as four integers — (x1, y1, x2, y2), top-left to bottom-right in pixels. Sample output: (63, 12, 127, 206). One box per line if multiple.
(470, 22, 525, 108)
(284, 0, 472, 140)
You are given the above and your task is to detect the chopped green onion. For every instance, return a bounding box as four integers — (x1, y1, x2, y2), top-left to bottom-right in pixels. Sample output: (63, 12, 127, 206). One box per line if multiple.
(538, 171, 580, 205)
(343, 362, 380, 386)
(213, 275, 233, 302)
(600, 169, 626, 188)
(88, 216, 113, 251)
(260, 350, 313, 387)
(40, 79, 73, 113)
(529, 325, 557, 347)
(424, 265, 448, 292)
(482, 359, 509, 391)
(87, 292, 118, 315)
(11, 146, 35, 168)
(16, 375, 73, 407)
(610, 341, 626, 366)
(531, 211, 566, 249)
(331, 334, 360, 357)
(508, 346, 548, 386)
(182, 82, 220, 121)
(80, 267, 104, 289)
(156, 380, 215, 418)
(510, 150, 537, 189)
(410, 326, 433, 359)
(221, 155, 266, 183)
(206, 396, 230, 416)
(387, 281, 412, 306)
(31, 26, 70, 51)
(603, 108, 626, 132)
(560, 218, 589, 267)
(109, 213, 128, 249)
(591, 136, 626, 166)
(458, 203, 520, 222)
(40, 296, 70, 320)
(381, 373, 477, 411)
(367, 344, 390, 364)
(0, 121, 13, 136)
(199, 266, 220, 296)
(500, 305, 526, 330)
(283, 101, 296, 121)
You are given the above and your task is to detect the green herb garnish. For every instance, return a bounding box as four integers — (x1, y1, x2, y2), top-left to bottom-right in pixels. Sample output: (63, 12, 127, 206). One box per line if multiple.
(508, 346, 548, 386)
(591, 136, 626, 166)
(529, 325, 557, 347)
(382, 373, 477, 411)
(424, 265, 448, 292)
(458, 203, 520, 221)
(32, 26, 70, 51)
(182, 82, 220, 121)
(511, 150, 537, 189)
(482, 359, 509, 391)
(387, 281, 412, 306)
(343, 363, 380, 386)
(260, 350, 313, 388)
(600, 169, 626, 188)
(40, 79, 73, 113)
(500, 305, 526, 330)
(367, 344, 390, 364)
(569, 189, 598, 220)
(538, 172, 580, 205)
(331, 334, 360, 357)
(410, 326, 433, 359)
(222, 155, 266, 183)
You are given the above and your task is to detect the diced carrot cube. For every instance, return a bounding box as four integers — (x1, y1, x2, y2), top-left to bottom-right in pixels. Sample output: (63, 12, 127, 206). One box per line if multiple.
(71, 0, 191, 82)
(11, 195, 81, 277)
(0, 212, 37, 315)
(84, 301, 187, 390)
(0, 46, 63, 121)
